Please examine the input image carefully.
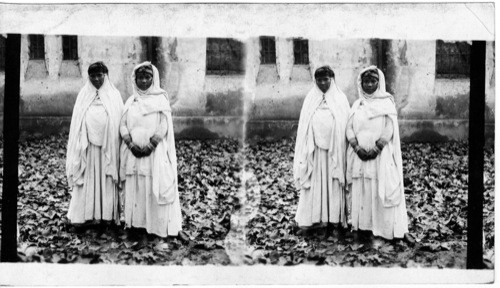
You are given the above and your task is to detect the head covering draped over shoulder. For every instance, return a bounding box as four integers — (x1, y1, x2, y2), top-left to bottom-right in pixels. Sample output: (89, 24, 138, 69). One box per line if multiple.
(121, 61, 178, 205)
(293, 66, 351, 190)
(353, 65, 396, 119)
(132, 62, 168, 97)
(126, 61, 171, 116)
(66, 62, 124, 187)
(347, 66, 404, 208)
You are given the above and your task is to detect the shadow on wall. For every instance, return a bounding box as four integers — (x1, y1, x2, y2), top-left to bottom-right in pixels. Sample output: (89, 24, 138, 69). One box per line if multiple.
(402, 129, 449, 143)
(176, 126, 220, 140)
(205, 89, 244, 116)
(435, 94, 470, 119)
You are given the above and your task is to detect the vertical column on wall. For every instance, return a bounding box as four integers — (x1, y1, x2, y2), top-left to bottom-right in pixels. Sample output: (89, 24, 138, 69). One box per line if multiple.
(379, 39, 397, 95)
(374, 39, 390, 79)
(45, 35, 62, 80)
(1, 34, 21, 262)
(159, 37, 180, 104)
(275, 38, 294, 84)
(466, 41, 486, 269)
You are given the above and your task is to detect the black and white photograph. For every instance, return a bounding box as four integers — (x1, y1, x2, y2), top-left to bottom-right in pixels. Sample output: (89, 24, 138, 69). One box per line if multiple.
(0, 1, 495, 285)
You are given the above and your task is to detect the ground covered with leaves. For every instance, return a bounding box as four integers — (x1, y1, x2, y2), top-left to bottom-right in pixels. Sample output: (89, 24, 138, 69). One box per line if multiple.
(244, 139, 494, 268)
(0, 135, 495, 268)
(1, 134, 242, 265)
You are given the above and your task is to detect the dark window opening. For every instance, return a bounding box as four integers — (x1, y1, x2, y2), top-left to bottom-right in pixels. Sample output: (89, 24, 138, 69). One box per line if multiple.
(29, 34, 45, 60)
(62, 35, 78, 60)
(0, 36, 5, 70)
(206, 38, 245, 75)
(436, 40, 470, 78)
(260, 36, 276, 64)
(293, 38, 309, 65)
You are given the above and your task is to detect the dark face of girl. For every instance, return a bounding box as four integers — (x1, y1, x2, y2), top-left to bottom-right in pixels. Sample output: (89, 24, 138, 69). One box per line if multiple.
(316, 76, 331, 93)
(362, 76, 379, 95)
(89, 72, 105, 89)
(136, 72, 153, 91)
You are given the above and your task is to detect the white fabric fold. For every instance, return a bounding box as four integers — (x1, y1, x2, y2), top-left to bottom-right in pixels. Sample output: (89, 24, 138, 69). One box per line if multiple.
(85, 98, 107, 146)
(293, 78, 350, 190)
(66, 75, 123, 188)
(120, 62, 178, 205)
(311, 102, 334, 150)
(346, 66, 404, 207)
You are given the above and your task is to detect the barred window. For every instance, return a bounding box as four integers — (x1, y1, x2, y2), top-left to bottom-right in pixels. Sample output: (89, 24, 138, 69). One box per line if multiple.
(260, 36, 276, 64)
(29, 34, 45, 60)
(436, 40, 470, 78)
(62, 35, 78, 60)
(293, 38, 309, 65)
(0, 35, 5, 70)
(206, 38, 245, 75)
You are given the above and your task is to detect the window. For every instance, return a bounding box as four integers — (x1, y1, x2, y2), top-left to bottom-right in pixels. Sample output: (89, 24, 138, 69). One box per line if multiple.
(293, 38, 309, 65)
(436, 40, 470, 78)
(260, 36, 276, 64)
(62, 35, 78, 60)
(29, 34, 45, 60)
(0, 36, 5, 70)
(206, 38, 244, 75)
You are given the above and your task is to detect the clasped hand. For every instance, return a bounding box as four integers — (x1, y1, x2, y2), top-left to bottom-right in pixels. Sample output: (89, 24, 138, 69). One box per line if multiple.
(123, 135, 158, 158)
(349, 138, 382, 161)
(130, 144, 154, 158)
(356, 147, 379, 161)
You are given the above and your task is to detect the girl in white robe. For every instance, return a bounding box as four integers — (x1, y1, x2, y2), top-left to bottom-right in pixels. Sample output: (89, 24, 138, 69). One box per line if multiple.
(66, 62, 123, 228)
(120, 62, 187, 241)
(293, 66, 351, 234)
(346, 66, 414, 243)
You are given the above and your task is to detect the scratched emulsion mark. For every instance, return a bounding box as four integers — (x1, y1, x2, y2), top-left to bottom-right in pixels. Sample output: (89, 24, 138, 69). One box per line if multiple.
(223, 165, 261, 265)
(223, 81, 262, 265)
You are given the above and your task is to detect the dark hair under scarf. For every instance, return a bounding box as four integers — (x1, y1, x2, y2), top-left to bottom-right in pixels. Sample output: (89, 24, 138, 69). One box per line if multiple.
(88, 61, 109, 75)
(361, 68, 379, 80)
(314, 65, 335, 79)
(135, 64, 154, 76)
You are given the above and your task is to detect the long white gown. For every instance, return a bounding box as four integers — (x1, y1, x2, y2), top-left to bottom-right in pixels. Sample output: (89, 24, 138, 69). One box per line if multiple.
(295, 99, 345, 226)
(346, 66, 409, 240)
(293, 80, 350, 229)
(119, 61, 182, 238)
(67, 95, 121, 224)
(120, 101, 182, 237)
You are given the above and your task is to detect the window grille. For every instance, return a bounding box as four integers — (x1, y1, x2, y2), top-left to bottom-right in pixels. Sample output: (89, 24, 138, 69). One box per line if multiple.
(260, 36, 276, 64)
(436, 40, 470, 78)
(62, 35, 78, 60)
(206, 38, 245, 75)
(29, 34, 45, 60)
(293, 38, 309, 65)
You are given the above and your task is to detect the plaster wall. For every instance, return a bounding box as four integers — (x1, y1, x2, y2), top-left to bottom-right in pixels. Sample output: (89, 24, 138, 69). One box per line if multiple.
(0, 36, 495, 142)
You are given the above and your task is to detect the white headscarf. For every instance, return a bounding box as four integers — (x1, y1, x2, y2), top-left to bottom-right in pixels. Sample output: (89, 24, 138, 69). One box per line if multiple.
(120, 61, 178, 205)
(66, 74, 124, 187)
(293, 73, 351, 190)
(347, 66, 404, 207)
(128, 61, 171, 115)
(353, 65, 396, 118)
(131, 61, 167, 97)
